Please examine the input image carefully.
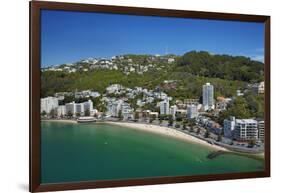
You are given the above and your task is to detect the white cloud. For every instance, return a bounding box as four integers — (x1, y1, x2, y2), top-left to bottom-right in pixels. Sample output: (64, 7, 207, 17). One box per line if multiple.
(251, 55, 264, 63)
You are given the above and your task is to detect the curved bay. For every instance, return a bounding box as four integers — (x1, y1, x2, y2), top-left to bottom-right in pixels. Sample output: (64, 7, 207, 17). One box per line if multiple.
(41, 121, 264, 184)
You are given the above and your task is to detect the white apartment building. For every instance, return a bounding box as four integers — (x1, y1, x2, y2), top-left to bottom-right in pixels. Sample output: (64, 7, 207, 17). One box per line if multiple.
(202, 83, 214, 111)
(83, 100, 93, 115)
(233, 119, 258, 141)
(121, 102, 134, 120)
(63, 100, 94, 117)
(186, 104, 198, 119)
(57, 105, 66, 117)
(258, 120, 265, 142)
(41, 97, 59, 114)
(160, 99, 170, 115)
(107, 100, 123, 117)
(75, 103, 85, 116)
(170, 105, 178, 119)
(65, 102, 76, 116)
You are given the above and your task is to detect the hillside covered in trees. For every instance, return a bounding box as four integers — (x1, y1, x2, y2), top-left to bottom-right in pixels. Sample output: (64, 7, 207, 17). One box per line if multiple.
(41, 51, 264, 101)
(177, 51, 264, 83)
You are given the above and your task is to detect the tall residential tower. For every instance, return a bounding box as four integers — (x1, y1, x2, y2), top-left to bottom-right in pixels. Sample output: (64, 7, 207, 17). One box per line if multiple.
(202, 83, 214, 111)
(160, 99, 170, 115)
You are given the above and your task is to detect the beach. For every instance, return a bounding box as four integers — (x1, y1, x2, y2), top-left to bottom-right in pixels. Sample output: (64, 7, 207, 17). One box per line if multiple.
(107, 121, 229, 152)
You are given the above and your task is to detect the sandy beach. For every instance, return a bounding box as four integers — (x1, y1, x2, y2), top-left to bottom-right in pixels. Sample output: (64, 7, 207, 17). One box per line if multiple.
(107, 121, 229, 152)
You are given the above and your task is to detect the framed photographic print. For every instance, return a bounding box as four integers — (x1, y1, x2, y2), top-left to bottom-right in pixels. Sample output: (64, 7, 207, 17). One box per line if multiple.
(30, 1, 270, 192)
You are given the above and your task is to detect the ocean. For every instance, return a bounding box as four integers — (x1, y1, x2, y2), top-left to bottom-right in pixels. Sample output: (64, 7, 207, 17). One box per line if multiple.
(41, 121, 264, 184)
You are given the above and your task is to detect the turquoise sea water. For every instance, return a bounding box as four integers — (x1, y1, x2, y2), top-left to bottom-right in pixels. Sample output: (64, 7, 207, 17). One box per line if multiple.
(41, 121, 264, 184)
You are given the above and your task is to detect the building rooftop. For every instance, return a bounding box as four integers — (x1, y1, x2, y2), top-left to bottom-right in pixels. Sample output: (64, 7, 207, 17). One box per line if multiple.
(236, 119, 257, 124)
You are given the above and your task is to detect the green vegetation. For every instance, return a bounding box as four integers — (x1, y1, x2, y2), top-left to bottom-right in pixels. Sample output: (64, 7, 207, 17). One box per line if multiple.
(41, 110, 47, 117)
(185, 118, 197, 128)
(217, 91, 264, 124)
(168, 115, 174, 126)
(41, 70, 125, 96)
(118, 110, 123, 120)
(134, 112, 139, 120)
(67, 111, 73, 119)
(41, 51, 264, 121)
(42, 62, 250, 100)
(178, 51, 264, 82)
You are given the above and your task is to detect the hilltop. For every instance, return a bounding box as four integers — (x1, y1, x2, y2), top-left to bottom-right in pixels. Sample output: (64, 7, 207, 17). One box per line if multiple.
(41, 51, 264, 100)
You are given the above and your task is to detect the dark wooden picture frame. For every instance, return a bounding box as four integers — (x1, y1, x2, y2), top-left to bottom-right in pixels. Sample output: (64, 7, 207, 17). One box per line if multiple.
(30, 1, 270, 192)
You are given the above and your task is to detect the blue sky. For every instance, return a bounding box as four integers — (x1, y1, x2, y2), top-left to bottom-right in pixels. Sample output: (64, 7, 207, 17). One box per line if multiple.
(41, 10, 265, 67)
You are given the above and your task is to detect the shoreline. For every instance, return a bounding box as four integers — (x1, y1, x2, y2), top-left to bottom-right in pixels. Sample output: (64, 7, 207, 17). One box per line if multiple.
(42, 119, 227, 151)
(106, 121, 229, 152)
(41, 120, 264, 158)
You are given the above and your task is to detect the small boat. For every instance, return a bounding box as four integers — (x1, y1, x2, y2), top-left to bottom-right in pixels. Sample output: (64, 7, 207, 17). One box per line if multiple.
(77, 116, 96, 123)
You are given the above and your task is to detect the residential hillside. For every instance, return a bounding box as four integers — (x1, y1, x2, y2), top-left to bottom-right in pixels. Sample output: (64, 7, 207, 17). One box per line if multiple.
(41, 51, 263, 101)
(41, 51, 265, 139)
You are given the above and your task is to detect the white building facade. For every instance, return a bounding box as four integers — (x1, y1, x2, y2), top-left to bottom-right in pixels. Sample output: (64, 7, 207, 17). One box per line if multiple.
(234, 119, 258, 141)
(160, 99, 170, 115)
(83, 100, 93, 115)
(186, 104, 198, 119)
(170, 105, 178, 119)
(75, 103, 85, 116)
(65, 102, 76, 116)
(202, 83, 214, 111)
(41, 97, 59, 114)
(57, 105, 66, 117)
(107, 100, 123, 117)
(121, 102, 134, 120)
(258, 120, 265, 142)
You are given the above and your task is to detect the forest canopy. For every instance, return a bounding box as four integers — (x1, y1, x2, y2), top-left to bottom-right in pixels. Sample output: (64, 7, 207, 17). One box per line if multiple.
(177, 51, 264, 82)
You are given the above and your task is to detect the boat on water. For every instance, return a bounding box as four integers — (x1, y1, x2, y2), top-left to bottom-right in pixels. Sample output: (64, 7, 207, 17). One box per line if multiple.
(77, 116, 96, 123)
